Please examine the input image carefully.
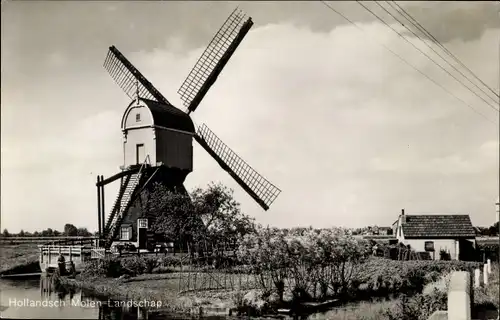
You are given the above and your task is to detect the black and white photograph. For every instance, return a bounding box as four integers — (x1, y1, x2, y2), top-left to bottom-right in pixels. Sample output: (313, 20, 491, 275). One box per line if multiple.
(1, 1, 499, 319)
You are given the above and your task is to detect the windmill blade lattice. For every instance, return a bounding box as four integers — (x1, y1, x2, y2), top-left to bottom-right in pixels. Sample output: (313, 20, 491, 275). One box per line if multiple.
(195, 124, 281, 210)
(178, 8, 253, 113)
(104, 46, 172, 106)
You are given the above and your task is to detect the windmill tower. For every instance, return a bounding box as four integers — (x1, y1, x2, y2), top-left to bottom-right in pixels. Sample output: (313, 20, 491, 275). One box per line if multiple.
(96, 9, 281, 250)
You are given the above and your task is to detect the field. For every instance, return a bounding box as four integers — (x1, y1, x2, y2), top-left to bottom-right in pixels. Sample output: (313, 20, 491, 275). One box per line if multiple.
(0, 244, 40, 275)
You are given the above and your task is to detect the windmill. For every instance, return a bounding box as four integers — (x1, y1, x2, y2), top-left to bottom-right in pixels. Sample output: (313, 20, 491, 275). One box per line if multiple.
(96, 8, 281, 250)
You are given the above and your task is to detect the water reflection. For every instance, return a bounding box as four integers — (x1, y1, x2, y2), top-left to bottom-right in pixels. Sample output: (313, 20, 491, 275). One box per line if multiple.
(0, 275, 227, 320)
(39, 275, 150, 319)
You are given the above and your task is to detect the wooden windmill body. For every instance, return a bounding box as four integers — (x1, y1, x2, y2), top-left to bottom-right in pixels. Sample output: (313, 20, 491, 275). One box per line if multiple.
(96, 9, 281, 250)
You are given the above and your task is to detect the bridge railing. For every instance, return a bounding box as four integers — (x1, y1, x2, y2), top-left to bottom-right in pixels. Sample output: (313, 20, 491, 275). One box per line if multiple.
(90, 248, 106, 259)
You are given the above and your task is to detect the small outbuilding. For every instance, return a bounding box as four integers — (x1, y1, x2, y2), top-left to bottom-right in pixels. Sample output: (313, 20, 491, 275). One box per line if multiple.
(394, 209, 476, 260)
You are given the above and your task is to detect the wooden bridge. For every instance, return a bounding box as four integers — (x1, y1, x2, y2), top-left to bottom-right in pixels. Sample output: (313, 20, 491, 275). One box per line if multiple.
(38, 244, 106, 272)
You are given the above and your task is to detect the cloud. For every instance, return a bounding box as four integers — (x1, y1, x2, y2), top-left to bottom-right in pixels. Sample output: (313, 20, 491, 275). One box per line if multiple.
(1, 9, 498, 232)
(370, 153, 491, 176)
(46, 51, 67, 67)
(399, 2, 500, 43)
(125, 22, 498, 228)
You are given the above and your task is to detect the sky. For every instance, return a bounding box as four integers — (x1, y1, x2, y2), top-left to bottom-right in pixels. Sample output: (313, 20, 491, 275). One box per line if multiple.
(1, 1, 499, 233)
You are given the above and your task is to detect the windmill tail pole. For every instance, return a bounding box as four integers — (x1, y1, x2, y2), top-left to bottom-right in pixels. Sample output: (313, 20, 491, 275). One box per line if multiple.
(97, 175, 102, 238)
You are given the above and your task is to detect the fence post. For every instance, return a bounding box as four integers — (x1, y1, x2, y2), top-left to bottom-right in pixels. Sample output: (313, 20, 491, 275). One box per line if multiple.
(474, 268, 480, 288)
(487, 259, 491, 274)
(483, 264, 488, 285)
(447, 271, 471, 320)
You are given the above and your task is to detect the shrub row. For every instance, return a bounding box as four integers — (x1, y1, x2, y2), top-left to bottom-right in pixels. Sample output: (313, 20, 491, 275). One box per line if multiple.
(352, 258, 482, 300)
(81, 255, 185, 279)
(237, 227, 483, 305)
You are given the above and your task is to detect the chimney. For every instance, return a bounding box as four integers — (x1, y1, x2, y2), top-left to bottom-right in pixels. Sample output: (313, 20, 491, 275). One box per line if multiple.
(401, 209, 405, 216)
(401, 209, 406, 224)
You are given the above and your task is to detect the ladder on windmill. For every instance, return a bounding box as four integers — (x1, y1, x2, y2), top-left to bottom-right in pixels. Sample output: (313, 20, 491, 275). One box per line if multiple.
(104, 155, 151, 249)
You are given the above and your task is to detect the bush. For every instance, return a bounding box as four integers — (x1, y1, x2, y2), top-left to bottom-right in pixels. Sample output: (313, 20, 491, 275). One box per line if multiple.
(81, 257, 123, 278)
(121, 256, 148, 276)
(82, 255, 165, 278)
(439, 249, 451, 260)
(237, 227, 486, 303)
(382, 289, 447, 320)
(238, 227, 371, 302)
(355, 257, 481, 297)
(143, 256, 160, 274)
(159, 255, 183, 267)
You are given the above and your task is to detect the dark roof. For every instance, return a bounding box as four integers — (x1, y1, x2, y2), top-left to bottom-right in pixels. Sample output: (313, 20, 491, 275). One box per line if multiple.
(402, 215, 476, 238)
(140, 98, 195, 133)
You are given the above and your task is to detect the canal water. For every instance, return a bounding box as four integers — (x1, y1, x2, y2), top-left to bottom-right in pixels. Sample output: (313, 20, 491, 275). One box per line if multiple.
(0, 276, 412, 320)
(0, 275, 224, 320)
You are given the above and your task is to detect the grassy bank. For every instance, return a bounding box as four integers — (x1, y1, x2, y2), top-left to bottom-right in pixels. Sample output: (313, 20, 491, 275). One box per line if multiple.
(474, 263, 499, 318)
(59, 272, 240, 315)
(0, 244, 40, 275)
(54, 255, 490, 319)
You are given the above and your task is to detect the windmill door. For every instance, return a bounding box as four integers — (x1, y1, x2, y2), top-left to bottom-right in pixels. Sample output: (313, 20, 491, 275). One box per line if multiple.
(136, 144, 145, 164)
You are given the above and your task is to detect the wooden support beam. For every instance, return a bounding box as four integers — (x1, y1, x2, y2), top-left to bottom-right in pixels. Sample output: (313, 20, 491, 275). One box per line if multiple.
(96, 167, 140, 187)
(100, 175, 105, 239)
(97, 176, 102, 237)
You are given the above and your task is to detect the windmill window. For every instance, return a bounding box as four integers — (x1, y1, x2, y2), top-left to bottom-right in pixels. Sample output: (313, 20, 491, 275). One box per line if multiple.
(135, 113, 141, 122)
(138, 219, 148, 228)
(120, 226, 132, 240)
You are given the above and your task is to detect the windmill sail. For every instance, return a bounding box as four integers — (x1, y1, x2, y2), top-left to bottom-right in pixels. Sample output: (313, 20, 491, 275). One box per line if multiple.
(103, 46, 172, 106)
(178, 8, 253, 114)
(195, 124, 281, 210)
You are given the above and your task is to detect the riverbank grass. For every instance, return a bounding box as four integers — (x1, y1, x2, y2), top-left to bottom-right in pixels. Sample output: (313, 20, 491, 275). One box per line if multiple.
(60, 272, 239, 314)
(0, 244, 40, 275)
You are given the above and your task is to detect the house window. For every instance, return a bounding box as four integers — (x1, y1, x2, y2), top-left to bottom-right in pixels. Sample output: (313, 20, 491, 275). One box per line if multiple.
(138, 219, 148, 228)
(120, 226, 131, 240)
(425, 241, 435, 252)
(135, 113, 141, 122)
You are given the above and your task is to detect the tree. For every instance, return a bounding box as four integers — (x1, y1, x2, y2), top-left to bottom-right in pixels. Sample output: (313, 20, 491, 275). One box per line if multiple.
(77, 228, 92, 237)
(141, 182, 255, 255)
(488, 222, 499, 236)
(2, 229, 9, 237)
(141, 183, 201, 249)
(19, 229, 25, 237)
(238, 226, 290, 299)
(42, 228, 53, 237)
(190, 182, 255, 253)
(64, 224, 78, 236)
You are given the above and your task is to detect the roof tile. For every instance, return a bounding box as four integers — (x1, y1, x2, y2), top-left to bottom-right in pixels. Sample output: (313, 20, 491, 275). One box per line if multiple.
(402, 214, 475, 238)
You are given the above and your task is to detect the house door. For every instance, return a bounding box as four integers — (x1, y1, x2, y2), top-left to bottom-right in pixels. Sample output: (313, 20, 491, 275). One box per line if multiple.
(136, 144, 145, 164)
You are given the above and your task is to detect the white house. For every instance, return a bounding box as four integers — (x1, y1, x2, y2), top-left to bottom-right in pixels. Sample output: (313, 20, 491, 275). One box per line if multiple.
(393, 209, 476, 260)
